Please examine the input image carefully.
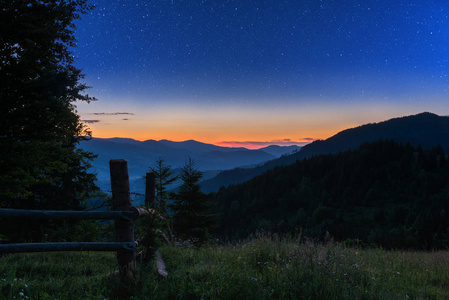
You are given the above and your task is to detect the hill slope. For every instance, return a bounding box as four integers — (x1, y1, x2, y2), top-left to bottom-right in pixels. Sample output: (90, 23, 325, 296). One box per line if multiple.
(202, 112, 449, 192)
(213, 139, 449, 249)
(79, 138, 278, 181)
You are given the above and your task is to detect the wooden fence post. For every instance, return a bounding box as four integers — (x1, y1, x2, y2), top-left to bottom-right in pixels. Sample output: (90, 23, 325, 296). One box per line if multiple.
(145, 172, 156, 207)
(110, 159, 135, 278)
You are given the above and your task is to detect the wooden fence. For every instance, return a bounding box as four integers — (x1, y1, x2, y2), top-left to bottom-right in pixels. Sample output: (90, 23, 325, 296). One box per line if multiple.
(0, 159, 155, 278)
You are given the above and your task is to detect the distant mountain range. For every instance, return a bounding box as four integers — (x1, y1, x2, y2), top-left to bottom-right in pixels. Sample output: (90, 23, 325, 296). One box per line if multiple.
(80, 112, 449, 199)
(201, 112, 449, 192)
(78, 138, 301, 184)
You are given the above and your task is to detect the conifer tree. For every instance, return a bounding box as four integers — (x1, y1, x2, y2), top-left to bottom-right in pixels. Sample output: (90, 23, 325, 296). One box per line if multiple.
(149, 158, 178, 214)
(0, 0, 98, 242)
(169, 158, 217, 246)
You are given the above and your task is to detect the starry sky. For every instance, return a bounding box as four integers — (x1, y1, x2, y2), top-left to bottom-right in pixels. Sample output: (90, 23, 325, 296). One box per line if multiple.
(73, 0, 449, 149)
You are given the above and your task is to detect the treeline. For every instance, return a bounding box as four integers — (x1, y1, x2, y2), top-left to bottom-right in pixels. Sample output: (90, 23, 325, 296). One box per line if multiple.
(213, 139, 449, 249)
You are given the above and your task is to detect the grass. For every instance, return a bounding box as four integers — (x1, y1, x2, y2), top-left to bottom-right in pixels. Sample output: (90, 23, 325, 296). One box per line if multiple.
(0, 251, 116, 299)
(1, 235, 449, 299)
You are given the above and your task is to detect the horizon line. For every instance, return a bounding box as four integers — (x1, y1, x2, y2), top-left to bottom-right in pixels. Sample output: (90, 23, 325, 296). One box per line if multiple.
(87, 136, 314, 150)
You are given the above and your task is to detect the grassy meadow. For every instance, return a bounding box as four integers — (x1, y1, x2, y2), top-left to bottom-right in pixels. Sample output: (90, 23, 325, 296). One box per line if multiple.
(1, 235, 449, 299)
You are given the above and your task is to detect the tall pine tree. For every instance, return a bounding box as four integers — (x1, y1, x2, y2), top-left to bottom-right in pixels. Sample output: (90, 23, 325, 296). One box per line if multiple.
(149, 158, 178, 214)
(0, 0, 98, 242)
(169, 158, 217, 246)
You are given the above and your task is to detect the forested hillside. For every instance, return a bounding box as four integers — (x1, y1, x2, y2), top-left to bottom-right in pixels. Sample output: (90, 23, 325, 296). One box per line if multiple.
(214, 139, 449, 249)
(202, 112, 449, 193)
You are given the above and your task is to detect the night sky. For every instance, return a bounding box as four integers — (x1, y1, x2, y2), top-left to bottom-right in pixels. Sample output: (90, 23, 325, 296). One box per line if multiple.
(74, 0, 449, 148)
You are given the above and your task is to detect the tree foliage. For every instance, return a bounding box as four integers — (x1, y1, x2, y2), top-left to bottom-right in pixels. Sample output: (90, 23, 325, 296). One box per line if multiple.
(214, 139, 449, 250)
(149, 158, 178, 214)
(169, 158, 217, 245)
(0, 0, 98, 242)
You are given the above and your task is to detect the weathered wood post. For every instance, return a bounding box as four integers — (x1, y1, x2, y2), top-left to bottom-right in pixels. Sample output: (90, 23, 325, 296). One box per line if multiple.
(109, 159, 135, 278)
(145, 172, 156, 207)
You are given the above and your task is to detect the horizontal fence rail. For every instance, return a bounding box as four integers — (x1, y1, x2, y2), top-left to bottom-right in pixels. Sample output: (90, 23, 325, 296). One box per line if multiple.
(0, 159, 154, 278)
(0, 242, 136, 253)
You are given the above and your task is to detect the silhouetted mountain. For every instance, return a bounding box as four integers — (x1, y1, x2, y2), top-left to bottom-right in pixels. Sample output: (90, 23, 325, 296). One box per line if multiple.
(79, 138, 297, 185)
(158, 139, 249, 153)
(292, 112, 449, 159)
(201, 112, 449, 192)
(258, 145, 300, 157)
(101, 137, 143, 145)
(213, 139, 449, 249)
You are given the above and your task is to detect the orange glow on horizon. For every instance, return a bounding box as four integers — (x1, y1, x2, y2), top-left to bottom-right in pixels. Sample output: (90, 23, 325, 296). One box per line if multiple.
(78, 97, 442, 148)
(215, 140, 315, 149)
(83, 122, 339, 148)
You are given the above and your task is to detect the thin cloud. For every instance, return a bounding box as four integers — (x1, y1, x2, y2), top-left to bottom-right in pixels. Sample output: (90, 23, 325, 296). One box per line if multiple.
(88, 112, 135, 116)
(82, 120, 100, 124)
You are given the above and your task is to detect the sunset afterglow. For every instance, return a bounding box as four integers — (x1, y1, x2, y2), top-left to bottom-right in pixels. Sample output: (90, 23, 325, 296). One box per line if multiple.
(73, 1, 449, 147)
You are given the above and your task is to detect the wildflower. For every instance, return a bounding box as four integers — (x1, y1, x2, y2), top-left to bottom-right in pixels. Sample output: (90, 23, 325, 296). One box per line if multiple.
(397, 272, 400, 275)
(251, 277, 258, 282)
(19, 292, 24, 297)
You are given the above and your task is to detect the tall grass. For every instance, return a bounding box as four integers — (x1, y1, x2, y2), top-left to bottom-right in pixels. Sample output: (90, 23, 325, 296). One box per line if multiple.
(1, 236, 449, 299)
(143, 236, 449, 299)
(0, 251, 116, 299)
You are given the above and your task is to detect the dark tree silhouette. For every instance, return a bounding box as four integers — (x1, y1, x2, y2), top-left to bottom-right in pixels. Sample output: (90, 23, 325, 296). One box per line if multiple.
(214, 139, 449, 249)
(0, 0, 98, 242)
(169, 158, 217, 246)
(149, 158, 178, 214)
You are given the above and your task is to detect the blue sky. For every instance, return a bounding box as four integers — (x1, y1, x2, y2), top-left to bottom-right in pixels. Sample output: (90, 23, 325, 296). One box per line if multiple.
(73, 0, 449, 147)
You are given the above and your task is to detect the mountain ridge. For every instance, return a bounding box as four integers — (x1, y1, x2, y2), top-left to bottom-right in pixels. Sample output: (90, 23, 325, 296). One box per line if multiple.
(79, 138, 300, 183)
(201, 112, 449, 192)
